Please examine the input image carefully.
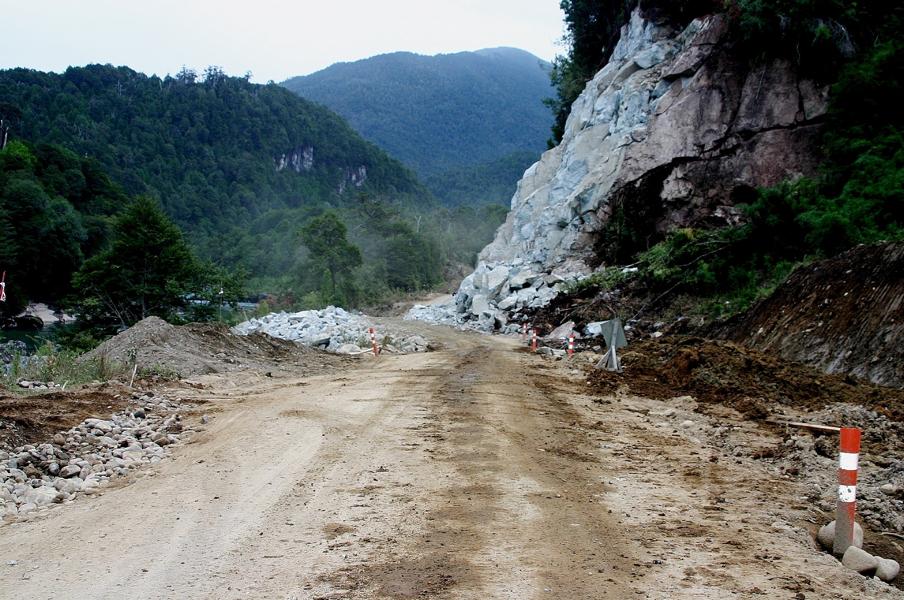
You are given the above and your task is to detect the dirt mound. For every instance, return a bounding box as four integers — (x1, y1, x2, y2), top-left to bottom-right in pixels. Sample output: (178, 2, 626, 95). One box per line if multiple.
(711, 242, 904, 387)
(587, 336, 904, 422)
(82, 317, 347, 378)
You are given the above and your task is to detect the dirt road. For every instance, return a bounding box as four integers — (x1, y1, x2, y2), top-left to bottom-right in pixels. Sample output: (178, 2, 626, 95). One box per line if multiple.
(0, 325, 899, 599)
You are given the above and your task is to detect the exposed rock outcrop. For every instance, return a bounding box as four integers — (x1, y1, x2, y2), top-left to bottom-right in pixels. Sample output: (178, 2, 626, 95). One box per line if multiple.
(275, 145, 315, 172)
(410, 8, 826, 330)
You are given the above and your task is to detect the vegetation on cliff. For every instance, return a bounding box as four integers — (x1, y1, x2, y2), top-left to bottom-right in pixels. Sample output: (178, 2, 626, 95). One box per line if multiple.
(549, 0, 903, 317)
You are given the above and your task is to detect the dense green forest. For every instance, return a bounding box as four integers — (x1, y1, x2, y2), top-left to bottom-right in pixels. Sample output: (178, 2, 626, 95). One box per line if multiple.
(0, 65, 428, 257)
(551, 0, 903, 315)
(0, 65, 510, 327)
(0, 140, 125, 314)
(425, 151, 539, 207)
(282, 48, 551, 204)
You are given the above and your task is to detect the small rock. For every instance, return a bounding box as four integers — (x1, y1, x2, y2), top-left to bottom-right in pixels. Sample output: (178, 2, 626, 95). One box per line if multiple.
(680, 420, 694, 429)
(880, 483, 897, 496)
(817, 520, 863, 551)
(59, 465, 82, 478)
(842, 546, 878, 573)
(876, 557, 900, 582)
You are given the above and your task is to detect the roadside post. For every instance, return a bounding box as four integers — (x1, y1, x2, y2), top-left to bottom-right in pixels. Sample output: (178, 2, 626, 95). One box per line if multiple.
(521, 323, 528, 342)
(531, 329, 538, 353)
(834, 427, 861, 555)
(369, 327, 378, 357)
(567, 333, 575, 358)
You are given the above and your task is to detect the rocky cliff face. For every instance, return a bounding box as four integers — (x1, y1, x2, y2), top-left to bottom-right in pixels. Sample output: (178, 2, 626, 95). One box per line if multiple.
(410, 9, 827, 331)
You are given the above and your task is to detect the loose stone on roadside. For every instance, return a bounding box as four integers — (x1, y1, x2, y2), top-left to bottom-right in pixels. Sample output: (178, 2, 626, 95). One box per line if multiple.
(842, 546, 878, 574)
(0, 389, 189, 518)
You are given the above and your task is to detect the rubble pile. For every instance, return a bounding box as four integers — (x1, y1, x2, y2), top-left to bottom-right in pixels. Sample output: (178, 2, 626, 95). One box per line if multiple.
(234, 306, 431, 354)
(0, 391, 186, 518)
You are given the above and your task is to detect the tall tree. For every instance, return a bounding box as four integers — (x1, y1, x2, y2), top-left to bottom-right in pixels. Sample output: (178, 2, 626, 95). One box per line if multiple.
(73, 197, 200, 328)
(299, 211, 362, 306)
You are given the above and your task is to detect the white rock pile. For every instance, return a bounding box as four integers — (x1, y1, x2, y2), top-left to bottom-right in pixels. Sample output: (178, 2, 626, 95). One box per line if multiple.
(407, 263, 573, 333)
(0, 392, 183, 518)
(233, 306, 431, 354)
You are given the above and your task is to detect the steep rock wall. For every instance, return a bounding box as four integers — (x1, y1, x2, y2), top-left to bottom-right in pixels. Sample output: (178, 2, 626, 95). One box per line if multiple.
(410, 9, 827, 331)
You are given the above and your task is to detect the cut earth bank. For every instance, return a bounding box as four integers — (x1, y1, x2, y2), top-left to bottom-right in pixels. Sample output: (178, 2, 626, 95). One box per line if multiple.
(0, 316, 899, 598)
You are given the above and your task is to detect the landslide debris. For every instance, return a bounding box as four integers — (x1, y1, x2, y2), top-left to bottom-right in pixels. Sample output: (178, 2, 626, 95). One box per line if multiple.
(1, 390, 189, 518)
(235, 306, 434, 354)
(712, 242, 904, 387)
(586, 336, 904, 422)
(0, 384, 133, 450)
(82, 316, 347, 378)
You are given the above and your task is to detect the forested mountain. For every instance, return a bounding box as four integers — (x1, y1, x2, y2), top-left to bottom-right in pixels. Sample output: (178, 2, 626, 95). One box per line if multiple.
(0, 65, 430, 268)
(282, 48, 553, 205)
(0, 65, 511, 319)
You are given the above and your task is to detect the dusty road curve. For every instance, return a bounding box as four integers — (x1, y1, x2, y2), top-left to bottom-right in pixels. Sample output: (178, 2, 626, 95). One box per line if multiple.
(0, 324, 900, 599)
(0, 328, 634, 599)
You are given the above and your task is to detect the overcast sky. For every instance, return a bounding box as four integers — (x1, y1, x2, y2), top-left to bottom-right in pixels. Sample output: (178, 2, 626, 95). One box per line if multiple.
(2, 1, 566, 83)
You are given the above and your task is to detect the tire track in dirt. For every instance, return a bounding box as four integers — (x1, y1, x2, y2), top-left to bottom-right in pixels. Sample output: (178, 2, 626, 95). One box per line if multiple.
(323, 338, 638, 598)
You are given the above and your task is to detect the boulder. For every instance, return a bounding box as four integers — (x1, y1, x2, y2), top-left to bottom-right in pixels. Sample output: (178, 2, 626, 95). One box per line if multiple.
(547, 321, 576, 340)
(816, 520, 863, 551)
(470, 295, 491, 317)
(842, 546, 878, 574)
(59, 465, 82, 479)
(335, 343, 363, 354)
(876, 557, 900, 582)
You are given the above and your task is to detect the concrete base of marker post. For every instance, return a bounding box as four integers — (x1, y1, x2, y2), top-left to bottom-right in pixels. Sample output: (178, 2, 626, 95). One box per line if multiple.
(833, 427, 861, 556)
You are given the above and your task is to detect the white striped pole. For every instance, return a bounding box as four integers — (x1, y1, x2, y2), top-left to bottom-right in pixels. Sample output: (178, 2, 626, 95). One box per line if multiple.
(521, 323, 527, 342)
(567, 333, 574, 358)
(531, 329, 538, 353)
(833, 427, 861, 555)
(369, 327, 378, 357)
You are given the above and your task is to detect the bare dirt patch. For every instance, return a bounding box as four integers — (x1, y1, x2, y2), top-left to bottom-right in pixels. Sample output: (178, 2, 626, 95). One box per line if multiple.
(586, 335, 904, 422)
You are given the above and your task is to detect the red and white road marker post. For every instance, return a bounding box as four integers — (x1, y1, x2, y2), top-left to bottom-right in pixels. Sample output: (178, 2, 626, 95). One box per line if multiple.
(834, 427, 861, 555)
(567, 333, 575, 358)
(368, 327, 378, 357)
(521, 323, 528, 343)
(531, 329, 538, 353)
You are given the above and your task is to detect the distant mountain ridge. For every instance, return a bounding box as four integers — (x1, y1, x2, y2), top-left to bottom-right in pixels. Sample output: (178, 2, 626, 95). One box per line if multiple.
(282, 47, 553, 204)
(0, 64, 430, 275)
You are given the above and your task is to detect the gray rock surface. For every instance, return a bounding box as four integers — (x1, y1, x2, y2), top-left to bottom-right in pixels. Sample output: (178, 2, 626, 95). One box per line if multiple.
(842, 546, 878, 573)
(408, 8, 823, 331)
(876, 557, 900, 582)
(234, 306, 430, 353)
